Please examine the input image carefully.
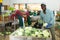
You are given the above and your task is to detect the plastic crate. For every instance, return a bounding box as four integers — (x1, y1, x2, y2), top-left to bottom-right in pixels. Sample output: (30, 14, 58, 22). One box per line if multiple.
(9, 28, 52, 40)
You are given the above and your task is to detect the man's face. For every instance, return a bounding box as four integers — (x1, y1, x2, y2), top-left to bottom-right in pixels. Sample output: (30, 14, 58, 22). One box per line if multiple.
(41, 4, 46, 10)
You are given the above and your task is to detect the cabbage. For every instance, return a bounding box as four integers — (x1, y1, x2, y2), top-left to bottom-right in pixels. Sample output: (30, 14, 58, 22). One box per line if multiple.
(0, 32, 4, 36)
(19, 28, 24, 32)
(18, 32, 23, 36)
(12, 27, 50, 38)
(37, 34, 43, 38)
(31, 34, 36, 37)
(42, 30, 50, 38)
(35, 31, 39, 35)
(25, 27, 32, 31)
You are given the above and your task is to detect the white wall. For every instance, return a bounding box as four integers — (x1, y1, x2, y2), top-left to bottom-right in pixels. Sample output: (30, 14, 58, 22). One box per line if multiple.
(2, 0, 60, 10)
(46, 0, 60, 11)
(2, 0, 10, 5)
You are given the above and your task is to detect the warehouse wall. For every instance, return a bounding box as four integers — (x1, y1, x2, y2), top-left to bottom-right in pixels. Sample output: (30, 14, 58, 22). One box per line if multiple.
(2, 0, 60, 10)
(2, 0, 10, 5)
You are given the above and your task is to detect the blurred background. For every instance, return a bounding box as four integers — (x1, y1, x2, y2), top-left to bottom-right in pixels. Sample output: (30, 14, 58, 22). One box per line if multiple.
(0, 0, 60, 40)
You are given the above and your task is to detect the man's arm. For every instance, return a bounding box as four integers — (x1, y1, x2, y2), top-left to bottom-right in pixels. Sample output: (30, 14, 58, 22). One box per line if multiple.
(49, 11, 54, 24)
(44, 11, 54, 28)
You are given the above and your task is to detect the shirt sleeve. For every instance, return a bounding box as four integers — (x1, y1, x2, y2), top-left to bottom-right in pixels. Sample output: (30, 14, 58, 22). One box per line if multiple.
(49, 11, 54, 24)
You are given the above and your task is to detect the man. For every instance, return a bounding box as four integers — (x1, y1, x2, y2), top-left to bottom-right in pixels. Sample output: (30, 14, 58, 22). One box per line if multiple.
(40, 3, 55, 40)
(10, 10, 31, 27)
(10, 10, 23, 27)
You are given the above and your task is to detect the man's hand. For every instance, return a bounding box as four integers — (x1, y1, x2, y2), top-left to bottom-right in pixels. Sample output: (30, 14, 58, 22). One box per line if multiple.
(46, 23, 52, 28)
(43, 23, 52, 28)
(43, 23, 48, 27)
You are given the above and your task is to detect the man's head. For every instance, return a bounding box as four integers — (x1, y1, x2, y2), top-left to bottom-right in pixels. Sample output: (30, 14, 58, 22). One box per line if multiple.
(41, 3, 46, 10)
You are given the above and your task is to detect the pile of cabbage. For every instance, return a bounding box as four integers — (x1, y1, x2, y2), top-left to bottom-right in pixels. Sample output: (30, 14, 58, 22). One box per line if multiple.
(12, 27, 51, 38)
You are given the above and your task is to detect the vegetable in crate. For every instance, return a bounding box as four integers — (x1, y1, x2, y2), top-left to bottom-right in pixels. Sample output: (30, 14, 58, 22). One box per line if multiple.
(0, 32, 4, 36)
(42, 30, 50, 38)
(12, 27, 50, 38)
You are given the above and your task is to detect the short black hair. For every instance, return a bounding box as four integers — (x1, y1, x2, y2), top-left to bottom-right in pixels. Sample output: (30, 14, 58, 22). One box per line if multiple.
(41, 4, 46, 6)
